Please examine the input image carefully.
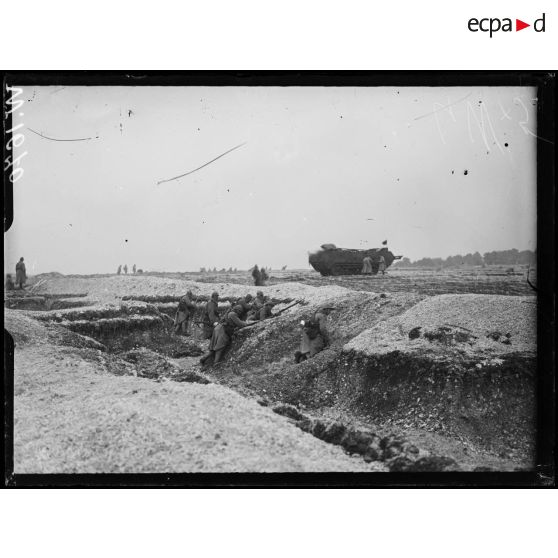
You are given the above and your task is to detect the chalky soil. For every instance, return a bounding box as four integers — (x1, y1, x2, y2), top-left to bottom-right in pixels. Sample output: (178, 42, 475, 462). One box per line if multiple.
(8, 272, 537, 473)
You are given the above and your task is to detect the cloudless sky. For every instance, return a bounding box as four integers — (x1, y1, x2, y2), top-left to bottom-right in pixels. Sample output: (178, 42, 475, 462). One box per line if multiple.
(5, 85, 537, 275)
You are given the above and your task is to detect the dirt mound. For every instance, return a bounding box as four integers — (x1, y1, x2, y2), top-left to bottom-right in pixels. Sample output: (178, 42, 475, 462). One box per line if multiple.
(13, 344, 383, 473)
(345, 294, 536, 357)
(31, 276, 327, 301)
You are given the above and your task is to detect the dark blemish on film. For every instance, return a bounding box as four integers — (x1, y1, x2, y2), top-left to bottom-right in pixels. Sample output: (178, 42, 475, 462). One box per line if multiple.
(463, 170, 468, 176)
(451, 170, 454, 174)
(125, 239, 128, 243)
(504, 143, 509, 147)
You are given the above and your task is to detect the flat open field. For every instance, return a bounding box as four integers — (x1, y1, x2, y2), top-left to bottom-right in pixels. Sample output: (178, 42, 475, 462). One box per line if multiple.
(6, 266, 537, 476)
(38, 265, 533, 296)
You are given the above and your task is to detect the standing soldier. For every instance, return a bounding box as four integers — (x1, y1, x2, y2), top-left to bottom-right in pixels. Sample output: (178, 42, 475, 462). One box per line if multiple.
(295, 305, 334, 363)
(174, 290, 196, 336)
(378, 254, 386, 275)
(117, 264, 122, 275)
(361, 256, 373, 274)
(123, 264, 128, 275)
(260, 267, 269, 285)
(15, 257, 27, 289)
(200, 304, 251, 366)
(132, 264, 137, 274)
(202, 291, 220, 339)
(251, 265, 263, 286)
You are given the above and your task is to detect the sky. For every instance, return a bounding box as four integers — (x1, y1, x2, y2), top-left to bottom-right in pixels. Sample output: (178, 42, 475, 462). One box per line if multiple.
(5, 85, 537, 275)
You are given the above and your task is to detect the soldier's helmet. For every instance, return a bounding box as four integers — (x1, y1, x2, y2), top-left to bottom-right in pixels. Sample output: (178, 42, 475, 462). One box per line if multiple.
(232, 304, 244, 314)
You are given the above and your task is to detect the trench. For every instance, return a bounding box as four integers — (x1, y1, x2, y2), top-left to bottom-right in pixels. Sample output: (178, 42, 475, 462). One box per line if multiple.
(5, 293, 89, 311)
(16, 295, 535, 471)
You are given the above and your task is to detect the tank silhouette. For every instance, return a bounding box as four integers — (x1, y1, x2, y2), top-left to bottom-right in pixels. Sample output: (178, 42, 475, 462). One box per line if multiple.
(309, 244, 402, 276)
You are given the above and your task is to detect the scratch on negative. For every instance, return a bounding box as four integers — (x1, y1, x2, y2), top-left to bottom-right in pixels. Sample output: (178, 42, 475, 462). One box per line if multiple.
(157, 142, 247, 185)
(27, 127, 96, 142)
(413, 93, 473, 121)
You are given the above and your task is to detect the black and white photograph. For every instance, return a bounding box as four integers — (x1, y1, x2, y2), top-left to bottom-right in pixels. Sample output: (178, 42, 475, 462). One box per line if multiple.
(3, 73, 555, 484)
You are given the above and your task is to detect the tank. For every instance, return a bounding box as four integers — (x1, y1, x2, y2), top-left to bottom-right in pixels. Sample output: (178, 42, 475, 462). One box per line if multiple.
(309, 244, 402, 276)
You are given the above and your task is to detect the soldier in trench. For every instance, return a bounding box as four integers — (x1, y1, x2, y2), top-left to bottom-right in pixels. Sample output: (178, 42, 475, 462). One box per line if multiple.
(201, 291, 220, 339)
(174, 290, 197, 336)
(247, 290, 265, 320)
(259, 299, 275, 320)
(200, 304, 254, 366)
(294, 305, 334, 363)
(235, 294, 253, 320)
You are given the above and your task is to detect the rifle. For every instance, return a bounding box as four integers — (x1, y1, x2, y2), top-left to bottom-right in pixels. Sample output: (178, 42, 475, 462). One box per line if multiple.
(233, 300, 303, 334)
(272, 299, 303, 317)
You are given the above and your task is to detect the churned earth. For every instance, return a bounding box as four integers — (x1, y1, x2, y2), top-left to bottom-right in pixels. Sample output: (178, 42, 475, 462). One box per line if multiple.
(6, 268, 537, 474)
(9, 313, 381, 473)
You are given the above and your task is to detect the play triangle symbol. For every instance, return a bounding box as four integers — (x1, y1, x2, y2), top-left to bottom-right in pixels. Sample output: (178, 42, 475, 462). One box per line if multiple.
(516, 19, 530, 31)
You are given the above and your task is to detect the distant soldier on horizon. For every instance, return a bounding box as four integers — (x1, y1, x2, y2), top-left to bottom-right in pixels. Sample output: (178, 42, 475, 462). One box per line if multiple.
(117, 264, 122, 275)
(362, 256, 373, 274)
(15, 257, 27, 289)
(132, 264, 136, 274)
(252, 264, 263, 286)
(123, 264, 128, 275)
(378, 254, 387, 275)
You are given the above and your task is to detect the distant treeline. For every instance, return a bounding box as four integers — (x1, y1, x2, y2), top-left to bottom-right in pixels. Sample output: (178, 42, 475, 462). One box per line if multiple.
(393, 249, 536, 268)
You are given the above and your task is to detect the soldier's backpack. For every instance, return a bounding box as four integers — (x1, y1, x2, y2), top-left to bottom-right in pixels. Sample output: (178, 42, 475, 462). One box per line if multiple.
(303, 316, 320, 340)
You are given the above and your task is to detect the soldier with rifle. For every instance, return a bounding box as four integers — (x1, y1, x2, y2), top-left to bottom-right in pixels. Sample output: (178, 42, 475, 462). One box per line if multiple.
(247, 291, 265, 320)
(200, 304, 254, 366)
(174, 290, 196, 336)
(201, 291, 220, 339)
(235, 294, 253, 320)
(294, 305, 334, 363)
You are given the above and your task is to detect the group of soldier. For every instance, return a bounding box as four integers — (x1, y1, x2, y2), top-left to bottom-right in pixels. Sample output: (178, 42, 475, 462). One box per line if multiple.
(117, 264, 139, 275)
(171, 290, 275, 365)
(251, 264, 269, 286)
(172, 288, 335, 368)
(361, 254, 386, 275)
